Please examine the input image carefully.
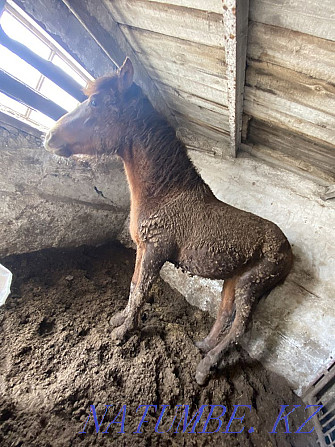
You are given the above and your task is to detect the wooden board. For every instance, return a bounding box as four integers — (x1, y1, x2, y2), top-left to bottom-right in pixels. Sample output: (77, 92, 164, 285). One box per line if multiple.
(131, 51, 227, 95)
(155, 80, 229, 117)
(246, 118, 335, 179)
(248, 22, 335, 82)
(103, 0, 224, 47)
(164, 91, 230, 133)
(146, 0, 223, 14)
(246, 61, 335, 117)
(250, 0, 335, 41)
(241, 142, 334, 184)
(178, 119, 230, 146)
(120, 25, 226, 79)
(177, 127, 229, 157)
(244, 86, 335, 145)
(147, 69, 228, 106)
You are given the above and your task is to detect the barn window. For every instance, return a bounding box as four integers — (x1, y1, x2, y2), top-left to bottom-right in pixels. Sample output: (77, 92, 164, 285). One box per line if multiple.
(0, 0, 93, 130)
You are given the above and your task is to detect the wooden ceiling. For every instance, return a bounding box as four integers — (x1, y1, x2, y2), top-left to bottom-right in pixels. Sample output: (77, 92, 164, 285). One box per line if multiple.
(16, 0, 335, 182)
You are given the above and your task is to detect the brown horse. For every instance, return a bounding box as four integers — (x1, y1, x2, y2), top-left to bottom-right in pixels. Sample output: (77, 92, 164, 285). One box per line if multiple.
(45, 58, 293, 385)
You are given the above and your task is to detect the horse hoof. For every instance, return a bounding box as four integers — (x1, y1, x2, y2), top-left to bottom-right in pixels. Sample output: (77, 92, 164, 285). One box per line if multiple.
(195, 357, 214, 385)
(195, 339, 212, 354)
(109, 310, 126, 329)
(111, 324, 128, 343)
(195, 369, 209, 386)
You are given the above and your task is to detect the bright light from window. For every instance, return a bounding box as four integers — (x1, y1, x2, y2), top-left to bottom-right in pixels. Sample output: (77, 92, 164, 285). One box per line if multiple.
(0, 91, 27, 114)
(0, 44, 42, 88)
(52, 55, 87, 87)
(0, 1, 93, 130)
(40, 77, 79, 112)
(1, 11, 51, 59)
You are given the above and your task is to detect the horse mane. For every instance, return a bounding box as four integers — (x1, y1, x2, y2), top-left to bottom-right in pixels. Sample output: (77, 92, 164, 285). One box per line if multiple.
(121, 83, 210, 198)
(85, 74, 210, 198)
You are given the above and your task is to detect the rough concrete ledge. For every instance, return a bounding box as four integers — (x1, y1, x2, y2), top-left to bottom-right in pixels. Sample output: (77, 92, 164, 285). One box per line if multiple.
(0, 120, 130, 257)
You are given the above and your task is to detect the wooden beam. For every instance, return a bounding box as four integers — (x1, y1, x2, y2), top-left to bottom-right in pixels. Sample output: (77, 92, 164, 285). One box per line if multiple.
(249, 0, 335, 42)
(14, 0, 113, 79)
(61, 0, 178, 128)
(0, 25, 86, 102)
(223, 0, 249, 157)
(0, 69, 67, 120)
(0, 0, 5, 16)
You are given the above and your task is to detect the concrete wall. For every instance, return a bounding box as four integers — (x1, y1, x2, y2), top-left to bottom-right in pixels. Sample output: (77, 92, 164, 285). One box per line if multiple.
(1, 114, 334, 395)
(161, 150, 335, 396)
(0, 116, 130, 257)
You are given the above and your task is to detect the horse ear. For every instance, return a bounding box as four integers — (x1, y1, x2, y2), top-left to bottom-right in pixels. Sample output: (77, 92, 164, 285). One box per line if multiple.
(118, 57, 134, 92)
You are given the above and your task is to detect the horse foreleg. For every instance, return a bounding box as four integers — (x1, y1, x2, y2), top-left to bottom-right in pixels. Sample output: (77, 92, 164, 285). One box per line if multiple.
(109, 246, 144, 330)
(110, 245, 163, 342)
(195, 277, 237, 353)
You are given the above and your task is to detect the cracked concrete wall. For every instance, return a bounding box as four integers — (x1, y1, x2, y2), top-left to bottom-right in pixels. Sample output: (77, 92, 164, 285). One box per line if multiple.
(1, 118, 333, 396)
(161, 150, 335, 396)
(0, 118, 130, 257)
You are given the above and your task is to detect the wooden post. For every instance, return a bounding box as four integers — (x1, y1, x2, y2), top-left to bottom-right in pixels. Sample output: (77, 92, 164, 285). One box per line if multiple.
(223, 0, 249, 157)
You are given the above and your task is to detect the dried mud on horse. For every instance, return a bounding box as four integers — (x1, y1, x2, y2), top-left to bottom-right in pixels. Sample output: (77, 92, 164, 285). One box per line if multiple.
(45, 58, 293, 385)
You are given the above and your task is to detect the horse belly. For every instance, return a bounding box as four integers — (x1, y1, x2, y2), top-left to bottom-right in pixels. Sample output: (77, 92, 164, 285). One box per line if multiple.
(176, 247, 241, 280)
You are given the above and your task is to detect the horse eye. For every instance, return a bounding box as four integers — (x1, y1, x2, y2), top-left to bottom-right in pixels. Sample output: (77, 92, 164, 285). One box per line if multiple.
(90, 99, 97, 107)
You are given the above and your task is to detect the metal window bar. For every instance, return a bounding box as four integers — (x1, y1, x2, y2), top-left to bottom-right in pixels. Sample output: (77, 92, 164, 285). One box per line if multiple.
(303, 361, 335, 447)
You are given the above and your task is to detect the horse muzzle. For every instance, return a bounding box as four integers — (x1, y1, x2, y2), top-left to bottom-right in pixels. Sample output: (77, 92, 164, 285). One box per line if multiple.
(44, 131, 72, 157)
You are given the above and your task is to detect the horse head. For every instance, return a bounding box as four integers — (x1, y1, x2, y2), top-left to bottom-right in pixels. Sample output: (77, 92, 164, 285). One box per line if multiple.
(44, 58, 134, 157)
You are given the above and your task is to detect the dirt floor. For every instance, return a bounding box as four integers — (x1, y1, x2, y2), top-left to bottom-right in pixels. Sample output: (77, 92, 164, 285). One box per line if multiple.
(0, 242, 317, 446)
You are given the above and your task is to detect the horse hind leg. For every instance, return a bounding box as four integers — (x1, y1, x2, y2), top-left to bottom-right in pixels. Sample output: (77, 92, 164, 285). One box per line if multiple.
(195, 277, 237, 354)
(195, 251, 292, 385)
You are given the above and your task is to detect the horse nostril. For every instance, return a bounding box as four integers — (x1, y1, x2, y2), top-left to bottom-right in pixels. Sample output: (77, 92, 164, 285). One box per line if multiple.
(44, 131, 63, 152)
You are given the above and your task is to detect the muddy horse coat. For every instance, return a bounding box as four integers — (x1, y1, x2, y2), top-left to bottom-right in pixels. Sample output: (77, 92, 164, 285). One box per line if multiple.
(45, 58, 293, 385)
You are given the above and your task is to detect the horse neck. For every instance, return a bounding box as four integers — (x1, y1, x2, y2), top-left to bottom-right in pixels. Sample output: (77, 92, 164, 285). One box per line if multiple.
(116, 90, 208, 205)
(121, 136, 205, 206)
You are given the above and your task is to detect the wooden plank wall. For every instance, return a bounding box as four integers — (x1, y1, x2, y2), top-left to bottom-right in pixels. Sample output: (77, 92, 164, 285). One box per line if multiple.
(102, 0, 230, 154)
(244, 0, 335, 181)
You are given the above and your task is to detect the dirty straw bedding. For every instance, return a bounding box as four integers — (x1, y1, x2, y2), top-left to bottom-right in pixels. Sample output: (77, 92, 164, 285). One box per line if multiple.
(0, 243, 316, 446)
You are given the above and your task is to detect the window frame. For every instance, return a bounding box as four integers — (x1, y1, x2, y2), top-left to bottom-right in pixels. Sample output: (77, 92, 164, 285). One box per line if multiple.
(0, 0, 94, 131)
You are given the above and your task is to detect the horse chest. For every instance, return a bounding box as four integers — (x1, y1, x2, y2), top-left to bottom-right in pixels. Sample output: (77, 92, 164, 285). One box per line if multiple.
(129, 205, 170, 246)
